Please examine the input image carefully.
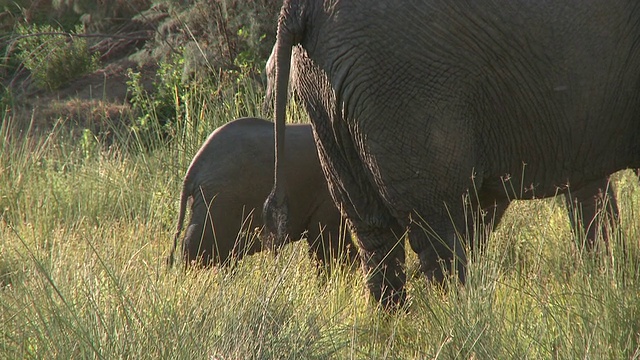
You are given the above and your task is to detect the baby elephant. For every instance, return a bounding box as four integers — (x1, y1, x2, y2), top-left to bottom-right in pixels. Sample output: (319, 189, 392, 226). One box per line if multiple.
(168, 117, 354, 268)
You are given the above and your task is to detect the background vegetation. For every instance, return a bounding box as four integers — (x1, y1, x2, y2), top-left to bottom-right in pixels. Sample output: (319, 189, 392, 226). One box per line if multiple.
(1, 1, 639, 359)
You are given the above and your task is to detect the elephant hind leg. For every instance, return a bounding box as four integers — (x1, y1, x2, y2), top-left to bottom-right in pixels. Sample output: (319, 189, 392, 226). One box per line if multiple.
(182, 209, 237, 268)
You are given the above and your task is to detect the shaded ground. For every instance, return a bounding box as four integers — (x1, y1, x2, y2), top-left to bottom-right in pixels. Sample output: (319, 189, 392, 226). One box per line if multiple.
(11, 58, 156, 131)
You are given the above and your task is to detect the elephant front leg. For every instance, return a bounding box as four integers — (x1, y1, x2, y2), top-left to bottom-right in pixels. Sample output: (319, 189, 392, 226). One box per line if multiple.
(353, 223, 407, 310)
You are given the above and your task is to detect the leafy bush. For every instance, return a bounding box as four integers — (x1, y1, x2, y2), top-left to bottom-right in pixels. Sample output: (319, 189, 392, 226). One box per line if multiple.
(15, 23, 99, 90)
(124, 44, 267, 153)
(125, 51, 186, 150)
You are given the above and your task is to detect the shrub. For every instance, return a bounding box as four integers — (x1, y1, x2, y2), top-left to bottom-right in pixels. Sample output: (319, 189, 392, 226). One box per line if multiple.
(15, 23, 99, 90)
(125, 51, 186, 150)
(124, 45, 267, 153)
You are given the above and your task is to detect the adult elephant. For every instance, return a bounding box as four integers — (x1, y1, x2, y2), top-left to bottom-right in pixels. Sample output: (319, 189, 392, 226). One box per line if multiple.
(264, 47, 622, 251)
(263, 0, 640, 309)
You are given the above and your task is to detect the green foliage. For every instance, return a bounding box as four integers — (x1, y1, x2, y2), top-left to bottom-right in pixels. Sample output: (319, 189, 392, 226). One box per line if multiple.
(125, 50, 202, 151)
(14, 23, 99, 90)
(124, 46, 267, 153)
(125, 66, 177, 150)
(0, 86, 13, 110)
(79, 128, 98, 159)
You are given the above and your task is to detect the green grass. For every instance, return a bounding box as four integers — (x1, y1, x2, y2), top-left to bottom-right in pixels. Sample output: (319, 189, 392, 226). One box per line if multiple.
(1, 78, 639, 359)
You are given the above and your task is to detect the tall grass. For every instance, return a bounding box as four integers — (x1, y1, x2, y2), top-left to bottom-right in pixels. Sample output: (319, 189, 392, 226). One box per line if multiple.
(1, 75, 639, 359)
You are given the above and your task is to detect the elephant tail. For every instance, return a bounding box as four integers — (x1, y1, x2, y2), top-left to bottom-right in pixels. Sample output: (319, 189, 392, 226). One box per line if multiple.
(168, 178, 192, 268)
(263, 0, 305, 247)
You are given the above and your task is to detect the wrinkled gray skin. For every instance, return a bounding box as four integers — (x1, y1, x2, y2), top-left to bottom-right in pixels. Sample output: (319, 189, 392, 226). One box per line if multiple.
(168, 117, 354, 268)
(265, 46, 621, 251)
(263, 0, 640, 308)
